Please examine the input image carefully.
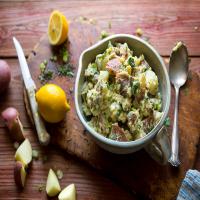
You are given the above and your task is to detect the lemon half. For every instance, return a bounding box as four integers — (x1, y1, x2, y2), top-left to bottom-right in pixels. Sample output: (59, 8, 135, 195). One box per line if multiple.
(48, 10, 69, 45)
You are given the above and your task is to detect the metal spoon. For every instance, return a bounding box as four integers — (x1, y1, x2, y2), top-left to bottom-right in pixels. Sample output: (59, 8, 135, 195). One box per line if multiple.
(168, 42, 189, 167)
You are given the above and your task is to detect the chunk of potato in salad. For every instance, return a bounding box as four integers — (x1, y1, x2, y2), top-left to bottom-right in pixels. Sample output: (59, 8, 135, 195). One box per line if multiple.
(81, 42, 162, 141)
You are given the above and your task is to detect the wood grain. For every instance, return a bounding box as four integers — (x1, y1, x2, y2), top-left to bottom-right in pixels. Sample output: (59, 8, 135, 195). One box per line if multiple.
(22, 33, 200, 200)
(0, 0, 200, 56)
(0, 1, 200, 199)
(0, 127, 134, 200)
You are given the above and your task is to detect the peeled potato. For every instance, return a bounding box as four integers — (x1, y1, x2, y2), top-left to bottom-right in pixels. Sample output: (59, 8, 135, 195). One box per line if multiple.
(58, 184, 76, 200)
(145, 70, 158, 95)
(15, 139, 32, 167)
(98, 71, 109, 82)
(46, 169, 61, 197)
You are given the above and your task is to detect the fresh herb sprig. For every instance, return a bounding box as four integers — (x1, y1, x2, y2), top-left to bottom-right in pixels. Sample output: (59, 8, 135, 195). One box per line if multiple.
(38, 69, 53, 83)
(38, 46, 74, 84)
(164, 117, 170, 127)
(39, 60, 53, 83)
(58, 63, 74, 77)
(100, 30, 109, 39)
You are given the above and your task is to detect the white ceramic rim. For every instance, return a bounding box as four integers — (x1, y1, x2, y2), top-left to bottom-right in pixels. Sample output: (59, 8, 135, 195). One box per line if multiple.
(75, 34, 171, 149)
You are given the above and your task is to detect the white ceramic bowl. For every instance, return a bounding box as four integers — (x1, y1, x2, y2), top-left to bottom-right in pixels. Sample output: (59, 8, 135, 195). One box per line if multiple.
(75, 34, 171, 154)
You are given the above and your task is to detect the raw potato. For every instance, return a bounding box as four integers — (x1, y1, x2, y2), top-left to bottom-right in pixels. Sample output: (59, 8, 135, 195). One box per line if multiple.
(58, 184, 76, 200)
(14, 161, 27, 188)
(0, 60, 11, 94)
(15, 139, 32, 167)
(46, 169, 61, 197)
(1, 107, 25, 142)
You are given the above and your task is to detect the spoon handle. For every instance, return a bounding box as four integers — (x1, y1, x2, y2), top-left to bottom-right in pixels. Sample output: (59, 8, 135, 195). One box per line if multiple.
(169, 86, 181, 167)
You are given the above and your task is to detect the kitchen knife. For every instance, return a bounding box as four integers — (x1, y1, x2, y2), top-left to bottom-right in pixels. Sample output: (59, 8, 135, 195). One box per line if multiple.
(13, 37, 50, 145)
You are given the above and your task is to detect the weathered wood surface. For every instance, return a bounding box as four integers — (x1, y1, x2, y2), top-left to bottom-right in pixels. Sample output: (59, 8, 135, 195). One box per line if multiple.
(0, 0, 200, 56)
(0, 127, 134, 199)
(0, 0, 200, 199)
(24, 33, 200, 200)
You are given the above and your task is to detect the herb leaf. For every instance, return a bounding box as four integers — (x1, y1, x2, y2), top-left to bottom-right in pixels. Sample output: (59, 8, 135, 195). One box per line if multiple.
(39, 62, 46, 72)
(50, 55, 57, 62)
(60, 47, 69, 63)
(131, 80, 140, 95)
(100, 30, 109, 39)
(127, 56, 135, 68)
(58, 64, 74, 77)
(39, 70, 53, 83)
(164, 117, 170, 127)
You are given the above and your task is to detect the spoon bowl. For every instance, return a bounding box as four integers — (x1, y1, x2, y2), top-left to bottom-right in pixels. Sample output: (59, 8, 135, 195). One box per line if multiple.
(169, 42, 189, 87)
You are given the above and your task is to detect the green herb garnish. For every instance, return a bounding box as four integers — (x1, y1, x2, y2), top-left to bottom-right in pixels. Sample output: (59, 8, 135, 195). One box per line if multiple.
(39, 60, 53, 83)
(164, 117, 170, 127)
(50, 55, 57, 62)
(60, 47, 69, 63)
(43, 59, 48, 65)
(39, 62, 46, 72)
(58, 64, 74, 77)
(38, 46, 73, 82)
(39, 69, 53, 83)
(100, 30, 109, 39)
(127, 56, 135, 68)
(131, 80, 140, 95)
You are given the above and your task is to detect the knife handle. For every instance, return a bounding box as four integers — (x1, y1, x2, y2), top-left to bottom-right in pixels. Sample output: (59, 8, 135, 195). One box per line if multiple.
(27, 87, 50, 145)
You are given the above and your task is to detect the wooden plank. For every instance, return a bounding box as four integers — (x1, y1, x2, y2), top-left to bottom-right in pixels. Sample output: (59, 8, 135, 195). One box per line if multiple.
(0, 0, 200, 56)
(1, 58, 200, 129)
(0, 127, 134, 199)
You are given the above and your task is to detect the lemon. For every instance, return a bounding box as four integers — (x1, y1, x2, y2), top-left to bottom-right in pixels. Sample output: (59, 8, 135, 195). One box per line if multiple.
(48, 10, 69, 45)
(36, 84, 70, 123)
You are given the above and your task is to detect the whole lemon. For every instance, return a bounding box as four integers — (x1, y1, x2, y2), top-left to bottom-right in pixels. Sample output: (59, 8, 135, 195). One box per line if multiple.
(36, 84, 70, 123)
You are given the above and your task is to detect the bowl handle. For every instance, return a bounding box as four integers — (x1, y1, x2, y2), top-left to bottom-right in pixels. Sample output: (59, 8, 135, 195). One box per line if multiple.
(145, 126, 171, 165)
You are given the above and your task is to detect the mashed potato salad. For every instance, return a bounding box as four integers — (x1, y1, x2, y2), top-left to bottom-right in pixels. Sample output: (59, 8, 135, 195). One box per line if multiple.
(81, 42, 162, 141)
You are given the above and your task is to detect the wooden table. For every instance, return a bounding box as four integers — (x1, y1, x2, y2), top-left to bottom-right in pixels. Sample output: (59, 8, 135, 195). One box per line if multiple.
(0, 0, 200, 199)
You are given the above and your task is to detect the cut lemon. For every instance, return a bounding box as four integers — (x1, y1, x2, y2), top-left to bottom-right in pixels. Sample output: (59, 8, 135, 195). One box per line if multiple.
(48, 10, 69, 45)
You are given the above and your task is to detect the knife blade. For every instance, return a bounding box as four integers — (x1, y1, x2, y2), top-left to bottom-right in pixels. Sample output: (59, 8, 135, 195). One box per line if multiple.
(13, 37, 50, 145)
